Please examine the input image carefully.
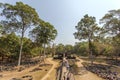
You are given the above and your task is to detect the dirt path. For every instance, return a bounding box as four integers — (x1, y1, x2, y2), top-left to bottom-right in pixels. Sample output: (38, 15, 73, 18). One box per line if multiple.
(41, 58, 58, 80)
(0, 64, 40, 80)
(0, 58, 55, 80)
(75, 57, 104, 80)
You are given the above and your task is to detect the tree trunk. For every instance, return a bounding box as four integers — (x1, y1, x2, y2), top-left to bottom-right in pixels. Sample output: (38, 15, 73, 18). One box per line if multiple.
(0, 55, 4, 71)
(43, 43, 46, 65)
(52, 44, 55, 57)
(39, 49, 43, 63)
(18, 27, 24, 67)
(39, 49, 41, 60)
(88, 38, 93, 65)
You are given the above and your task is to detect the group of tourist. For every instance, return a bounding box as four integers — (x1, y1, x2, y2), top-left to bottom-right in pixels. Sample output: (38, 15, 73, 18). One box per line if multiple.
(84, 64, 120, 80)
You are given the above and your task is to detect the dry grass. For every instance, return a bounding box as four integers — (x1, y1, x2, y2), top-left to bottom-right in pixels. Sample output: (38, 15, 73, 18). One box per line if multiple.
(0, 60, 53, 80)
(0, 58, 61, 80)
(43, 59, 61, 80)
(29, 65, 52, 80)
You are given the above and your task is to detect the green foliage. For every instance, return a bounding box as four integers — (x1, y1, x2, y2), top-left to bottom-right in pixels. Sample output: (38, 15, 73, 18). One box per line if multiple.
(74, 42, 88, 56)
(100, 9, 120, 59)
(103, 44, 114, 58)
(56, 43, 65, 54)
(45, 45, 53, 55)
(74, 14, 100, 62)
(0, 32, 41, 61)
(64, 44, 73, 53)
(100, 9, 120, 36)
(22, 37, 33, 56)
(90, 42, 105, 56)
(30, 21, 57, 58)
(74, 14, 100, 41)
(0, 2, 41, 66)
(0, 33, 19, 59)
(30, 21, 57, 45)
(0, 25, 3, 34)
(31, 47, 43, 57)
(1, 2, 40, 33)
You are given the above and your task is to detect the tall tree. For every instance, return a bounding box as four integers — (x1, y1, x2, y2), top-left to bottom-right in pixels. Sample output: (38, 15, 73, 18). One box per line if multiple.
(0, 2, 40, 66)
(100, 9, 120, 37)
(51, 43, 56, 57)
(100, 9, 120, 60)
(65, 45, 73, 53)
(0, 25, 2, 35)
(56, 43, 65, 54)
(74, 14, 100, 64)
(30, 21, 57, 57)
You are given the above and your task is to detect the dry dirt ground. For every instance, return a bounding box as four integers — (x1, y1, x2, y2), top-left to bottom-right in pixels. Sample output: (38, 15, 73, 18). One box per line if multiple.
(0, 58, 58, 80)
(1, 57, 113, 80)
(75, 57, 105, 80)
(41, 58, 59, 80)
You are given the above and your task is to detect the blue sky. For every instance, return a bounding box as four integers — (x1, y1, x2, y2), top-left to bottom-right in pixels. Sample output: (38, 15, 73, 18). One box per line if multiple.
(1, 0, 120, 45)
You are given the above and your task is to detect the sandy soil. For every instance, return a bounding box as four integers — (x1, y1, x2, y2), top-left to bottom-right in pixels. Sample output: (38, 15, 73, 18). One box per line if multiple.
(41, 58, 59, 80)
(0, 57, 107, 80)
(75, 57, 104, 80)
(0, 58, 55, 80)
